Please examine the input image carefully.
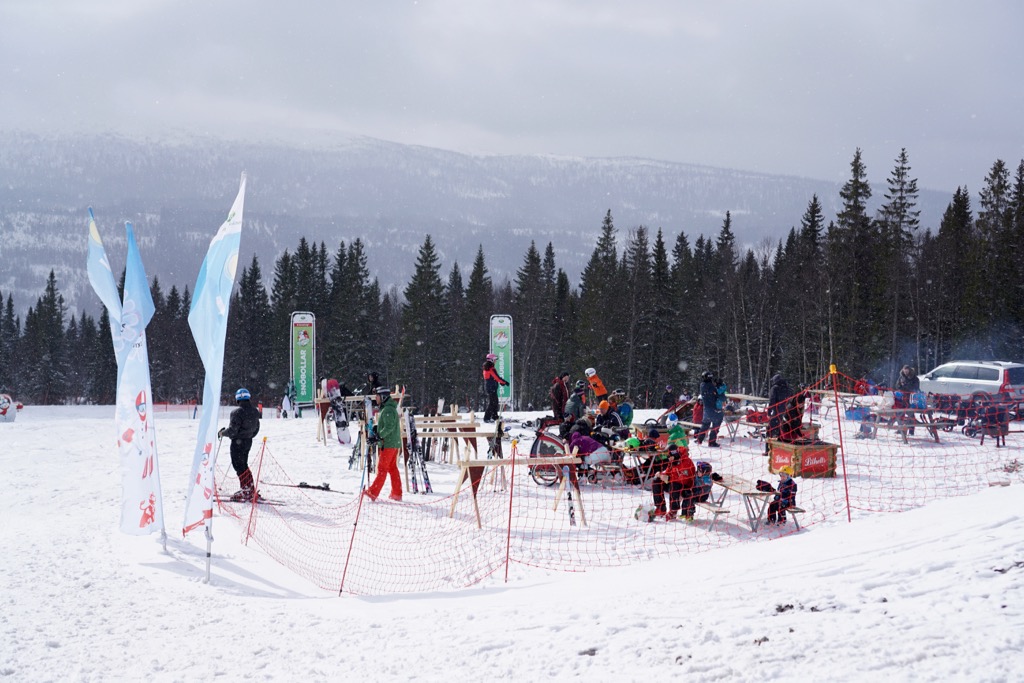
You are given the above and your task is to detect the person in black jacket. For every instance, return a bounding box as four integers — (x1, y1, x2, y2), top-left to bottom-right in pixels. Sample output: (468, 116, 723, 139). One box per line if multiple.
(219, 387, 262, 501)
(767, 372, 792, 443)
(481, 353, 509, 422)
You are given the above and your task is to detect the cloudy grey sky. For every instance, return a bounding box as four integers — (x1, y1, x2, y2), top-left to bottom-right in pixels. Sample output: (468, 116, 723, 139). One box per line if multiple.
(3, 0, 1021, 193)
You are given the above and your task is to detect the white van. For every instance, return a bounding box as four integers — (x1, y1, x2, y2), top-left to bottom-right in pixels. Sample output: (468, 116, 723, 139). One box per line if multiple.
(918, 361, 1024, 399)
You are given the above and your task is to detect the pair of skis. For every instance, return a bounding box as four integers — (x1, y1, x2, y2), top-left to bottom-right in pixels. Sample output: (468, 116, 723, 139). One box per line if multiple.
(406, 408, 432, 494)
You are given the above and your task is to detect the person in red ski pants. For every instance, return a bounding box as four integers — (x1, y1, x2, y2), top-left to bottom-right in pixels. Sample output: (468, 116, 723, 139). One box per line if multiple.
(365, 385, 403, 502)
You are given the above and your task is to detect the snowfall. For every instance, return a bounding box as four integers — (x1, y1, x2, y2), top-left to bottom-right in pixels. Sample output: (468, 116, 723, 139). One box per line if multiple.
(2, 404, 1022, 683)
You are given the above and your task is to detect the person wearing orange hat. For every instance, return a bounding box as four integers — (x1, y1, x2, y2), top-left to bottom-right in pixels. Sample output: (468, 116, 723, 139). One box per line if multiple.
(594, 397, 627, 444)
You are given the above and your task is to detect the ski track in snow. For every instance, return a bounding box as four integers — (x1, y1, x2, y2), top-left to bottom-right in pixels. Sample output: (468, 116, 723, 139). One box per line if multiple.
(0, 407, 1022, 681)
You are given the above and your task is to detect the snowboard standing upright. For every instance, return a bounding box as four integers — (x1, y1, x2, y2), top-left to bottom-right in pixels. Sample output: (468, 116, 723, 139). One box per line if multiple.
(326, 378, 352, 445)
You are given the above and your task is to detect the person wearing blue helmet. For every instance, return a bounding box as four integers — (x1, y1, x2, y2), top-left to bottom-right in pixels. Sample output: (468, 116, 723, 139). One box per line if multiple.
(219, 387, 262, 501)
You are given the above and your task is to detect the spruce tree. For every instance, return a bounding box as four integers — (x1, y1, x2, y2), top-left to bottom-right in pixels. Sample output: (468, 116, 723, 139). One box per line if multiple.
(394, 235, 445, 406)
(226, 255, 273, 401)
(977, 159, 1015, 354)
(620, 226, 655, 398)
(23, 272, 68, 404)
(877, 148, 921, 379)
(269, 250, 298, 390)
(90, 308, 118, 404)
(513, 241, 547, 409)
(577, 210, 620, 373)
(0, 294, 19, 393)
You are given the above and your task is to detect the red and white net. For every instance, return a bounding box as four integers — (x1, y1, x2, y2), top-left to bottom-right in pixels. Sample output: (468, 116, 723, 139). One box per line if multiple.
(213, 374, 1022, 596)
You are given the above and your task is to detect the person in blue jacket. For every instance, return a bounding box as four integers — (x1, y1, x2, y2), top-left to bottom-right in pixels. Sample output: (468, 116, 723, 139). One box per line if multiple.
(697, 371, 722, 447)
(766, 467, 798, 525)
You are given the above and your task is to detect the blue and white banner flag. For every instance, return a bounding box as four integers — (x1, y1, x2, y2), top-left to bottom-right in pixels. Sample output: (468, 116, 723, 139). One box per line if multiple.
(86, 208, 125, 378)
(86, 211, 165, 535)
(183, 174, 247, 537)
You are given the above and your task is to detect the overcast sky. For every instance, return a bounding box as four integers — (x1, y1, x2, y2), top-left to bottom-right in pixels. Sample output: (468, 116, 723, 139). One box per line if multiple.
(3, 0, 1022, 193)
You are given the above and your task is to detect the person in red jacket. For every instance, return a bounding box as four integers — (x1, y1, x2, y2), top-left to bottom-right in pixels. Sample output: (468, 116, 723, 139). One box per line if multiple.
(650, 445, 696, 520)
(481, 353, 509, 422)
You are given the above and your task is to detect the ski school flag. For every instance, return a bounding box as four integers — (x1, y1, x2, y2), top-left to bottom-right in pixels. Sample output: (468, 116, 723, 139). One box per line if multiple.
(182, 173, 247, 537)
(86, 212, 165, 535)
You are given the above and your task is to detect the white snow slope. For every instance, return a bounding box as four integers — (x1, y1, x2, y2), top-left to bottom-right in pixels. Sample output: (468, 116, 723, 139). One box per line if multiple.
(1, 406, 1022, 682)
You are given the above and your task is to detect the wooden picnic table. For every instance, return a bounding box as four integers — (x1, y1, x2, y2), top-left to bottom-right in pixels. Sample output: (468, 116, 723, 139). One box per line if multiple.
(709, 473, 776, 532)
(862, 407, 945, 443)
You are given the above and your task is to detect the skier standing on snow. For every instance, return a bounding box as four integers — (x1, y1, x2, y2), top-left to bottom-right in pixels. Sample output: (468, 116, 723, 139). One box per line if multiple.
(481, 353, 509, 423)
(219, 388, 261, 501)
(364, 386, 403, 501)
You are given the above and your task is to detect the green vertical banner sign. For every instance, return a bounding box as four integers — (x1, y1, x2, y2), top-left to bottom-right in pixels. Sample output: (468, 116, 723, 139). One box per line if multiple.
(489, 314, 513, 409)
(290, 311, 316, 405)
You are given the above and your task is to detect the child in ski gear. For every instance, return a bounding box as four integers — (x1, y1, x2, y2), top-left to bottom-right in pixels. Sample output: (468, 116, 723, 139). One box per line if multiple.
(651, 445, 696, 520)
(715, 379, 728, 411)
(665, 412, 689, 449)
(220, 387, 261, 501)
(766, 466, 798, 525)
(365, 386, 403, 501)
(693, 461, 714, 503)
(550, 372, 570, 421)
(698, 371, 723, 447)
(481, 354, 509, 422)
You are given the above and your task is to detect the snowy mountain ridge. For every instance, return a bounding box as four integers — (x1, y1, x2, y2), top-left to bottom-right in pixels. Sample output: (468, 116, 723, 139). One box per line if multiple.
(0, 131, 950, 315)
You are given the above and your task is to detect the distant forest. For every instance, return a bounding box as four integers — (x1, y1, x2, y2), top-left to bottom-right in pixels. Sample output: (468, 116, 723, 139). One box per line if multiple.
(3, 149, 1023, 410)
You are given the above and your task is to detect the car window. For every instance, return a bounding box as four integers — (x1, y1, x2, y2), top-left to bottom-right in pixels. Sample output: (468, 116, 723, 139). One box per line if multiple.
(930, 365, 955, 379)
(1006, 367, 1024, 384)
(977, 367, 1000, 381)
(951, 365, 978, 379)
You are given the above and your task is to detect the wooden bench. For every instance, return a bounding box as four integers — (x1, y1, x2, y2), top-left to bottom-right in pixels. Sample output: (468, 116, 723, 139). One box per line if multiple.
(695, 501, 730, 531)
(785, 505, 806, 531)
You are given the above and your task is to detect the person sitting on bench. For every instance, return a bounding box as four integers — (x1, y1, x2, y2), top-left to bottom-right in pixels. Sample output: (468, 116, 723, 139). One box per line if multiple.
(651, 445, 696, 521)
(766, 466, 798, 525)
(568, 429, 612, 468)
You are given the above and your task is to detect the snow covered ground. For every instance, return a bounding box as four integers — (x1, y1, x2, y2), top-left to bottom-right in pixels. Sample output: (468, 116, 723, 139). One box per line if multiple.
(2, 405, 1022, 682)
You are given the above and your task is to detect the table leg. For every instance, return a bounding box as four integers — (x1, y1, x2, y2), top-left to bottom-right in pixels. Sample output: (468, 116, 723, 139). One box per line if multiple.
(745, 494, 772, 532)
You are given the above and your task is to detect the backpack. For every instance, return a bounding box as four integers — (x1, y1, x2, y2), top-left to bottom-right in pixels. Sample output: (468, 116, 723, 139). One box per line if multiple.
(618, 402, 634, 425)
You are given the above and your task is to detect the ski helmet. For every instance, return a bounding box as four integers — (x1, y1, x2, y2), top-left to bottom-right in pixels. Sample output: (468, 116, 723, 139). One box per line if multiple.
(485, 353, 497, 361)
(575, 379, 587, 390)
(235, 387, 251, 401)
(666, 412, 679, 426)
(375, 386, 391, 397)
(702, 371, 714, 381)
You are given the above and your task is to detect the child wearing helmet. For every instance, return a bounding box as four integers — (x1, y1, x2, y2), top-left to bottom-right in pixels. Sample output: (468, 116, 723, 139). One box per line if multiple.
(766, 466, 798, 525)
(219, 387, 262, 501)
